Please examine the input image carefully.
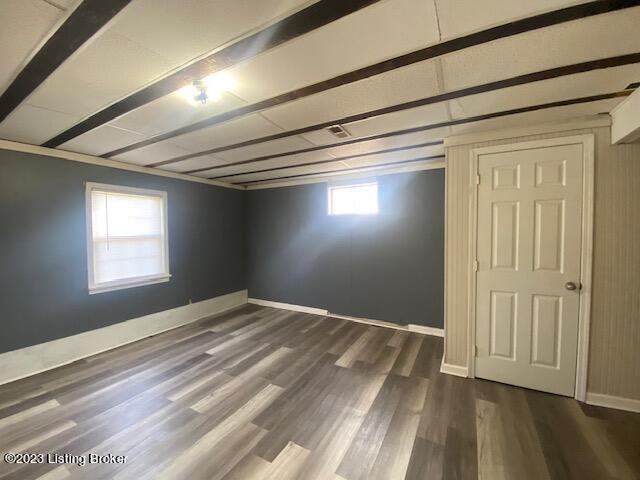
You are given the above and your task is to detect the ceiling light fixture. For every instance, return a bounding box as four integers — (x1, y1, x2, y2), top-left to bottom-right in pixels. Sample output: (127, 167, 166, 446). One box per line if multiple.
(178, 72, 235, 106)
(193, 79, 208, 104)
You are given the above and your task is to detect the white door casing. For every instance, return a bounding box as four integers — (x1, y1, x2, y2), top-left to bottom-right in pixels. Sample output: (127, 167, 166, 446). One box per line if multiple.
(470, 135, 594, 397)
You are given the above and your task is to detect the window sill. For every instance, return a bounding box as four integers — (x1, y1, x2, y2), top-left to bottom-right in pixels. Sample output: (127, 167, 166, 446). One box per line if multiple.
(88, 274, 171, 295)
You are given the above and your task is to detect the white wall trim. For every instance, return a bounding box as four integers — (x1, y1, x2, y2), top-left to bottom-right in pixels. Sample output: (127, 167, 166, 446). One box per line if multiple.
(0, 139, 243, 190)
(85, 182, 171, 295)
(329, 313, 444, 337)
(245, 160, 446, 190)
(585, 392, 640, 413)
(247, 298, 328, 315)
(408, 324, 444, 337)
(574, 134, 595, 402)
(0, 290, 248, 386)
(443, 116, 610, 148)
(329, 313, 402, 330)
(440, 357, 469, 377)
(248, 299, 445, 337)
(611, 87, 640, 144)
(463, 134, 595, 401)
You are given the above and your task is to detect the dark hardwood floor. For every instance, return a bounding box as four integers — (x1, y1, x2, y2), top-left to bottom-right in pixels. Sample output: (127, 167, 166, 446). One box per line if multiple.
(0, 304, 638, 479)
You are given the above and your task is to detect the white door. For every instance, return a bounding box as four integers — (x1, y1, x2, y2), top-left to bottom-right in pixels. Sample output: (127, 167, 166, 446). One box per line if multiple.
(475, 142, 584, 396)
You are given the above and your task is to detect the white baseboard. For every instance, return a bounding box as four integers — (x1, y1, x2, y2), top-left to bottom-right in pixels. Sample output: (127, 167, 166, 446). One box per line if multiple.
(440, 357, 469, 378)
(408, 324, 444, 337)
(585, 392, 640, 413)
(0, 290, 248, 386)
(329, 313, 404, 331)
(329, 313, 444, 338)
(248, 299, 445, 338)
(248, 298, 328, 316)
(247, 298, 329, 315)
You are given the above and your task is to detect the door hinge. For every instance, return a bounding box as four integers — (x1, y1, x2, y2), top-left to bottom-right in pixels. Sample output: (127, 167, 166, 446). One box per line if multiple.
(473, 260, 479, 271)
(475, 174, 481, 185)
(474, 345, 478, 356)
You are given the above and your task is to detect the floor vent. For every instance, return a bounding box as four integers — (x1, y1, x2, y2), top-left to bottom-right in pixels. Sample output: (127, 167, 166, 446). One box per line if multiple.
(326, 124, 351, 138)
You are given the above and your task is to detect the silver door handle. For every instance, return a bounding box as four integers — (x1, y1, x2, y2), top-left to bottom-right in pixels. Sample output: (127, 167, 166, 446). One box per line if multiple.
(565, 281, 581, 291)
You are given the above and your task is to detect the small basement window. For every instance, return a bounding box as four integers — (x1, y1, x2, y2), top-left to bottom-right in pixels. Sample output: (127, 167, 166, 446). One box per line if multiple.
(328, 181, 378, 215)
(86, 183, 170, 294)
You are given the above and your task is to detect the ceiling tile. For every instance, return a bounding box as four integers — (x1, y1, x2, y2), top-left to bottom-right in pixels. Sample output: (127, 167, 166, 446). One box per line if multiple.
(214, 135, 313, 163)
(434, 0, 590, 40)
(448, 99, 621, 136)
(449, 64, 640, 120)
(53, 0, 79, 10)
(198, 150, 333, 178)
(108, 0, 314, 73)
(227, 160, 348, 184)
(27, 30, 176, 120)
(340, 103, 451, 140)
(441, 8, 640, 91)
(227, 0, 440, 103)
(323, 131, 443, 158)
(21, 0, 314, 125)
(110, 90, 247, 138)
(111, 140, 196, 166)
(157, 154, 227, 173)
(59, 124, 145, 156)
(0, 104, 79, 144)
(260, 60, 441, 131)
(344, 144, 444, 168)
(0, 0, 64, 93)
(170, 114, 283, 152)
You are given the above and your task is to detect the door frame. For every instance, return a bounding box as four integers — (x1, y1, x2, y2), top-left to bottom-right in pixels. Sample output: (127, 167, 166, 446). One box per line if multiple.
(467, 134, 595, 400)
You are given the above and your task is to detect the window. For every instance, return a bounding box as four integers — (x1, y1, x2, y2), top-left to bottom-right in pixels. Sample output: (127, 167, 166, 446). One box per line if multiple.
(328, 181, 378, 215)
(86, 183, 170, 294)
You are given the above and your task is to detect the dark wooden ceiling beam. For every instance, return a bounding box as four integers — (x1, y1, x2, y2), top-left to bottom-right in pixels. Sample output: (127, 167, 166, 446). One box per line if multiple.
(0, 0, 133, 124)
(236, 89, 632, 185)
(150, 52, 640, 169)
(208, 141, 441, 180)
(101, 0, 640, 160)
(240, 155, 446, 186)
(40, 0, 382, 148)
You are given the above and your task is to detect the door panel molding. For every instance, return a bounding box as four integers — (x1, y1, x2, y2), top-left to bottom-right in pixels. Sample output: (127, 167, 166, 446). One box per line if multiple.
(468, 134, 594, 400)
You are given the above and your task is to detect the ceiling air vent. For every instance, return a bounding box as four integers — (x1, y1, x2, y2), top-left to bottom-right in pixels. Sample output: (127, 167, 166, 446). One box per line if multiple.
(625, 82, 640, 90)
(326, 124, 351, 138)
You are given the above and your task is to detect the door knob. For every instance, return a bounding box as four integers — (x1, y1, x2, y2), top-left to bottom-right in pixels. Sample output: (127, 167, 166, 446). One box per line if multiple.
(565, 281, 580, 291)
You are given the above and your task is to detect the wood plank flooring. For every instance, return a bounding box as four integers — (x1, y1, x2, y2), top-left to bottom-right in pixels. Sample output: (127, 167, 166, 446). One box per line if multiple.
(0, 304, 638, 479)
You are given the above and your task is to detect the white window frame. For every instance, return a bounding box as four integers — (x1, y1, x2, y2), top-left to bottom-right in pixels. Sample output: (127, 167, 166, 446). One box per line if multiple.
(327, 180, 379, 216)
(85, 182, 171, 294)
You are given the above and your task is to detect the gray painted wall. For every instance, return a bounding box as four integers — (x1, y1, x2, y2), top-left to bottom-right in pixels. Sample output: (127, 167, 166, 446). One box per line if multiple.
(246, 169, 445, 328)
(0, 149, 246, 354)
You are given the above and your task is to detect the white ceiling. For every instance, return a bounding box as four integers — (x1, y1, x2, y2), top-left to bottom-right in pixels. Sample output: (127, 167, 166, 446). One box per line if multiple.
(440, 8, 640, 91)
(433, 0, 591, 40)
(225, 0, 441, 104)
(0, 0, 68, 93)
(0, 0, 638, 186)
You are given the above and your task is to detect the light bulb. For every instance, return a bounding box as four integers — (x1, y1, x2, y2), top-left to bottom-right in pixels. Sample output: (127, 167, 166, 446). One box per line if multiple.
(178, 84, 199, 105)
(204, 72, 235, 91)
(179, 72, 234, 105)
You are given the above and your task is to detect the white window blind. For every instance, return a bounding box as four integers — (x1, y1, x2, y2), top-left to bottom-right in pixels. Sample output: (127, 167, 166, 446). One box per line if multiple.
(86, 183, 170, 293)
(328, 182, 378, 215)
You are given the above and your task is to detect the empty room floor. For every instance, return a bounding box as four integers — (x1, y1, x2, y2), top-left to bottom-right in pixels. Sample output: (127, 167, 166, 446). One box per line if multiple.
(0, 304, 638, 480)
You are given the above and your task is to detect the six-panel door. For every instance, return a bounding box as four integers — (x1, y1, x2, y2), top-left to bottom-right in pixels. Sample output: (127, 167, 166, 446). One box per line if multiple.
(475, 144, 583, 396)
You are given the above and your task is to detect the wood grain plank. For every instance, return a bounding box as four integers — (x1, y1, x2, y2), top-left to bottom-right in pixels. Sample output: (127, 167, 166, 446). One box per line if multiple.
(0, 306, 637, 480)
(335, 327, 379, 368)
(390, 334, 424, 377)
